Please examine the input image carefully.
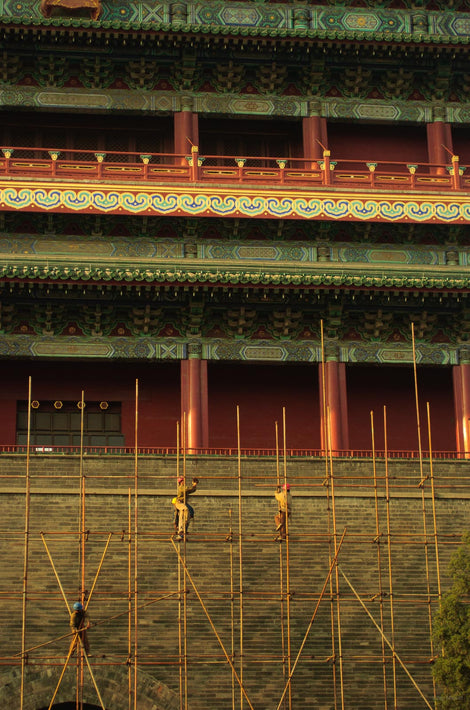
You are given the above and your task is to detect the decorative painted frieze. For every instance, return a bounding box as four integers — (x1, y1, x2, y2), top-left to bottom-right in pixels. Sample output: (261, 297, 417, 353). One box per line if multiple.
(2, 181, 470, 225)
(2, 1, 470, 43)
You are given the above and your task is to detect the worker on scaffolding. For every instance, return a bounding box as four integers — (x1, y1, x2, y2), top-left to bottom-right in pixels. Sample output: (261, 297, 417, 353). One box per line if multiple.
(274, 483, 291, 541)
(70, 601, 91, 655)
(173, 476, 199, 541)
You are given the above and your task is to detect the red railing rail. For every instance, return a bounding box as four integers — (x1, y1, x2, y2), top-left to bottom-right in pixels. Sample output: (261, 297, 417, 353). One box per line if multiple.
(0, 444, 467, 460)
(0, 146, 467, 193)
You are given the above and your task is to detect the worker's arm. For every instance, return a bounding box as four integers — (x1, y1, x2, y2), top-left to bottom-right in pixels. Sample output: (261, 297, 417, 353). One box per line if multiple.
(184, 478, 199, 496)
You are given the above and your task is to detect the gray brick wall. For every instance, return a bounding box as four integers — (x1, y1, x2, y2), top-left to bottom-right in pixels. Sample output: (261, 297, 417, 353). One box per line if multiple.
(0, 454, 468, 709)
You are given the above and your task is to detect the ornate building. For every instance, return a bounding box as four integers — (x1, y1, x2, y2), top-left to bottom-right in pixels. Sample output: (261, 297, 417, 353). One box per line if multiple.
(0, 0, 469, 453)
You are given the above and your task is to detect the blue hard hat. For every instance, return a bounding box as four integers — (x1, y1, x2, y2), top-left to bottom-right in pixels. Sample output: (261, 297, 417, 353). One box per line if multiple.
(73, 602, 83, 611)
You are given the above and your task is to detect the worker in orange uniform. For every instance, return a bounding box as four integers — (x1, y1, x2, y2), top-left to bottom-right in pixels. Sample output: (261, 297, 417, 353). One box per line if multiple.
(173, 476, 199, 541)
(274, 483, 291, 541)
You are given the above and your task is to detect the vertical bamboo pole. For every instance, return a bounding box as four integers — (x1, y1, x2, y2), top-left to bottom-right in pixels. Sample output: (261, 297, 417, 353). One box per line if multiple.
(282, 408, 292, 710)
(177, 420, 180, 485)
(276, 420, 287, 709)
(279, 537, 286, 710)
(275, 420, 280, 487)
(20, 376, 32, 710)
(79, 391, 86, 603)
(178, 549, 183, 710)
(320, 320, 329, 472)
(371, 411, 388, 709)
(384, 407, 397, 709)
(237, 405, 244, 710)
(229, 508, 235, 710)
(176, 421, 183, 710)
(412, 328, 435, 701)
(425, 402, 439, 706)
(328, 407, 344, 710)
(133, 380, 139, 710)
(427, 403, 441, 601)
(411, 323, 424, 482)
(79, 390, 86, 710)
(182, 413, 188, 710)
(321, 320, 338, 710)
(128, 488, 132, 710)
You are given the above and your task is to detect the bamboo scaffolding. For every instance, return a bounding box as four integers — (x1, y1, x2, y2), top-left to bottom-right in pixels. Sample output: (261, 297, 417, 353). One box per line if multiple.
(282, 407, 293, 710)
(328, 406, 345, 710)
(178, 545, 183, 710)
(133, 379, 139, 710)
(40, 536, 109, 710)
(176, 421, 184, 710)
(427, 404, 442, 602)
(229, 508, 236, 710)
(5, 367, 459, 710)
(182, 413, 189, 710)
(128, 488, 132, 710)
(276, 529, 347, 710)
(276, 420, 287, 710)
(370, 411, 388, 708)
(20, 376, 32, 710)
(78, 389, 86, 710)
(340, 568, 434, 710)
(384, 407, 398, 709)
(237, 405, 244, 710)
(171, 539, 256, 710)
(411, 327, 436, 707)
(321, 320, 338, 710)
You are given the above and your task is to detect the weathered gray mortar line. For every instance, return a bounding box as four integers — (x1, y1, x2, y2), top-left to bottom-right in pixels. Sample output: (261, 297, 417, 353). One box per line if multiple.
(0, 488, 467, 499)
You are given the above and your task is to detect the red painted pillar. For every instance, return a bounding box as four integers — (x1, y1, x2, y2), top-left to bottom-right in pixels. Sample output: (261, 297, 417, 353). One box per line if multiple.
(319, 361, 349, 454)
(181, 358, 208, 452)
(426, 121, 453, 175)
(302, 113, 328, 162)
(452, 364, 470, 457)
(174, 102, 199, 159)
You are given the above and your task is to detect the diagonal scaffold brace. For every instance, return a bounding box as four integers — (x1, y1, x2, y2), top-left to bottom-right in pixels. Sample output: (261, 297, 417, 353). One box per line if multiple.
(340, 566, 433, 710)
(171, 538, 257, 710)
(275, 528, 347, 710)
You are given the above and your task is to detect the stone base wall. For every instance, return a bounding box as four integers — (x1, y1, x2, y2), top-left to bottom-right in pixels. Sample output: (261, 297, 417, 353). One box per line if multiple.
(0, 454, 468, 709)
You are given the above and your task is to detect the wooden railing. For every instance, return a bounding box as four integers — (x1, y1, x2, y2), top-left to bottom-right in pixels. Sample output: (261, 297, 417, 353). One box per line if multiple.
(0, 444, 467, 459)
(0, 146, 468, 193)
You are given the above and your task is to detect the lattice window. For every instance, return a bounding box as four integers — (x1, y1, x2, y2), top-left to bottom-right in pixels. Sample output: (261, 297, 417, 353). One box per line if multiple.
(16, 400, 124, 447)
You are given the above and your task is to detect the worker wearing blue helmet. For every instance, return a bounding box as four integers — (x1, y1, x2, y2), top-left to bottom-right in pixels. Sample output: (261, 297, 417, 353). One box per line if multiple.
(70, 601, 90, 654)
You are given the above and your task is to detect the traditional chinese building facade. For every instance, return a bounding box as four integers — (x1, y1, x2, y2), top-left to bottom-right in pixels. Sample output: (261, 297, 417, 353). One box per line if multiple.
(0, 0, 469, 454)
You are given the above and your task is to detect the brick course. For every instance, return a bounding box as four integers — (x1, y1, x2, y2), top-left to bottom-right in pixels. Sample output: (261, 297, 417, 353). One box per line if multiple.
(0, 454, 468, 709)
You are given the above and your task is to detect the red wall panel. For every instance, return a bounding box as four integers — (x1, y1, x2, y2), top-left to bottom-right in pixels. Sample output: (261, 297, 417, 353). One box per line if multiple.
(327, 123, 428, 167)
(346, 365, 455, 452)
(208, 363, 320, 449)
(0, 361, 180, 448)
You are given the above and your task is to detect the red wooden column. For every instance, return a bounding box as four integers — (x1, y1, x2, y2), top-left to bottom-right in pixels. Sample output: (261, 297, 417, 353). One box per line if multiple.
(452, 363, 470, 457)
(181, 358, 208, 452)
(426, 120, 453, 175)
(174, 100, 199, 160)
(319, 361, 349, 454)
(302, 111, 328, 162)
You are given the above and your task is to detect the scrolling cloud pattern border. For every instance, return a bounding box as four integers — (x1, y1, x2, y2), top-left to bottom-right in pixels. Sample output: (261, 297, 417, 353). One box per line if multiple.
(1, 186, 470, 223)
